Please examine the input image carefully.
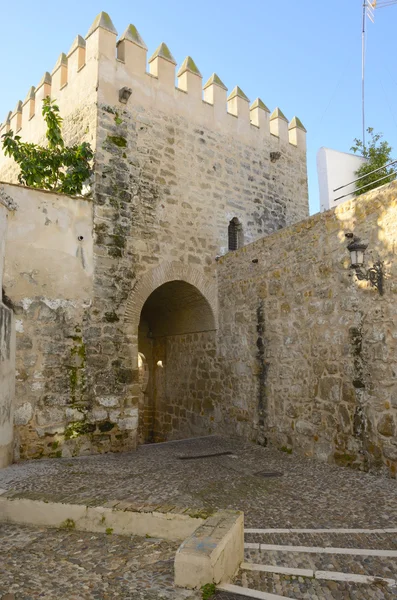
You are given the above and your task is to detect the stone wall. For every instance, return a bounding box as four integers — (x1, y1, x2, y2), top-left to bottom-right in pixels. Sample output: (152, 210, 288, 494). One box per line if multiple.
(86, 22, 308, 450)
(0, 29, 98, 184)
(0, 201, 15, 468)
(150, 332, 221, 442)
(217, 181, 397, 477)
(1, 184, 110, 460)
(0, 13, 309, 460)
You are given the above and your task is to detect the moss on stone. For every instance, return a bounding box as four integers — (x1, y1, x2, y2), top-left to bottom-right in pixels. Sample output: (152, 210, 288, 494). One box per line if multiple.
(103, 105, 116, 115)
(69, 367, 78, 402)
(71, 340, 86, 360)
(201, 583, 216, 600)
(149, 42, 176, 65)
(334, 452, 357, 466)
(64, 421, 96, 440)
(108, 247, 122, 258)
(59, 518, 76, 530)
(107, 135, 127, 148)
(188, 508, 214, 519)
(112, 234, 126, 249)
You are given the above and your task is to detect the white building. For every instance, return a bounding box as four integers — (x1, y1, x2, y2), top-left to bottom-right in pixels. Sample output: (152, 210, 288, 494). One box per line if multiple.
(317, 147, 367, 212)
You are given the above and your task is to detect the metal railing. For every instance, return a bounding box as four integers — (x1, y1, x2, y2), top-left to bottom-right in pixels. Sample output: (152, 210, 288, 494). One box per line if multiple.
(333, 159, 397, 202)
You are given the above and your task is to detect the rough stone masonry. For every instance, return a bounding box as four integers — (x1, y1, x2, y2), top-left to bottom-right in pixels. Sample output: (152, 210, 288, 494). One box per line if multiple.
(217, 182, 397, 477)
(0, 12, 308, 462)
(2, 12, 395, 478)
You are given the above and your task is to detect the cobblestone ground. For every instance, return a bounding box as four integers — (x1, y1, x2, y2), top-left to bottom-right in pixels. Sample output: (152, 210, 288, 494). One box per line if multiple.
(0, 523, 200, 600)
(1, 436, 396, 529)
(236, 570, 396, 599)
(1, 436, 397, 599)
(241, 530, 397, 599)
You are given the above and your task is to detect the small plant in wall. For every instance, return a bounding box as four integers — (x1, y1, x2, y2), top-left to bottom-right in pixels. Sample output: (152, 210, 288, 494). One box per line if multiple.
(1, 97, 94, 195)
(201, 583, 216, 599)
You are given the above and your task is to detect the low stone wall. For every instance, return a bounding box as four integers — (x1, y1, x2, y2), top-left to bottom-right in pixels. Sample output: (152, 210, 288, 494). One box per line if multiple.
(175, 510, 244, 589)
(217, 181, 397, 476)
(0, 492, 206, 542)
(0, 491, 244, 590)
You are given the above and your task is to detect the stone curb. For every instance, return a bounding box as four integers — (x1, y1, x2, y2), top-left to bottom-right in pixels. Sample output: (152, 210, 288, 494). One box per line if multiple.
(0, 494, 245, 590)
(0, 494, 205, 542)
(175, 510, 244, 589)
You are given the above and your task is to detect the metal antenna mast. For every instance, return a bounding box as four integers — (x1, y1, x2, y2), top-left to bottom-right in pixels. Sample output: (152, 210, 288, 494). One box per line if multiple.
(362, 2, 367, 151)
(361, 0, 397, 153)
(362, 0, 376, 152)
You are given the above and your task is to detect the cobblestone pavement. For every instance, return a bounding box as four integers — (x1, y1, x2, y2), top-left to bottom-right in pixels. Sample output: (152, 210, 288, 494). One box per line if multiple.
(0, 523, 200, 600)
(236, 569, 396, 599)
(1, 436, 397, 599)
(240, 529, 397, 599)
(1, 436, 396, 529)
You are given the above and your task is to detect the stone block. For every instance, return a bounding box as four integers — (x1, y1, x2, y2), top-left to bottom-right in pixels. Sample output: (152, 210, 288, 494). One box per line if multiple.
(175, 510, 244, 589)
(13, 402, 33, 426)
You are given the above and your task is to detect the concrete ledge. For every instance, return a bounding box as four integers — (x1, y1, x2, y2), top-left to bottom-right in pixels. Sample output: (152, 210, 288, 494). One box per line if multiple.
(174, 509, 244, 589)
(0, 494, 245, 589)
(0, 494, 205, 541)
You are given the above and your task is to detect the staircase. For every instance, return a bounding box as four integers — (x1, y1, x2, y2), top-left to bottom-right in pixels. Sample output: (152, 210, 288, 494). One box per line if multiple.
(217, 527, 397, 599)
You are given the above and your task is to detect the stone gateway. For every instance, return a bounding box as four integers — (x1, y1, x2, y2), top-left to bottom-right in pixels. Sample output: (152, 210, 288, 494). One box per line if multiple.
(0, 12, 395, 477)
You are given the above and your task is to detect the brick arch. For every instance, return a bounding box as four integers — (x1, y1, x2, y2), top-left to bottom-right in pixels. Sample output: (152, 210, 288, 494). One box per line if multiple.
(124, 262, 218, 332)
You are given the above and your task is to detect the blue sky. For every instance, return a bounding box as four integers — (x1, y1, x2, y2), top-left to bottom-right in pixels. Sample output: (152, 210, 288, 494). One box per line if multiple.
(1, 0, 396, 214)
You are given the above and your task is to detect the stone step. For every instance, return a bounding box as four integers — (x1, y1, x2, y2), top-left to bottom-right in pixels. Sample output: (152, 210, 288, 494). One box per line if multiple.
(233, 569, 397, 599)
(244, 530, 397, 550)
(217, 583, 294, 599)
(243, 547, 397, 580)
(241, 562, 396, 586)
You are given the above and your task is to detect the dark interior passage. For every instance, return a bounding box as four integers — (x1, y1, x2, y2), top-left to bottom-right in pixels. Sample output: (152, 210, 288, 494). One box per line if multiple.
(137, 280, 220, 443)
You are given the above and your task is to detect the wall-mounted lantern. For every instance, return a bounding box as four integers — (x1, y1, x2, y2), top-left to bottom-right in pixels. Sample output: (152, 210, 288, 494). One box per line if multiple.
(346, 235, 383, 295)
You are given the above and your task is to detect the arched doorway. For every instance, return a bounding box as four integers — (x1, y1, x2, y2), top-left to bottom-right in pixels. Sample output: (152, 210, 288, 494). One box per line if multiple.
(137, 280, 218, 443)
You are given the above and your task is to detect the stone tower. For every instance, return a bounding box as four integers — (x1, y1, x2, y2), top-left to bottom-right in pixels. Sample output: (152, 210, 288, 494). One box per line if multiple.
(0, 12, 308, 459)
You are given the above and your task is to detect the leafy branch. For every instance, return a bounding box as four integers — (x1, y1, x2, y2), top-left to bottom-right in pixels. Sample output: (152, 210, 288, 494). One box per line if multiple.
(351, 127, 395, 196)
(1, 97, 93, 196)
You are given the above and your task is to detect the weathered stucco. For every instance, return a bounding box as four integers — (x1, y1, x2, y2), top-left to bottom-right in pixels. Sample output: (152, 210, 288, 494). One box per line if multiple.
(4, 183, 93, 299)
(1, 184, 96, 460)
(217, 181, 397, 477)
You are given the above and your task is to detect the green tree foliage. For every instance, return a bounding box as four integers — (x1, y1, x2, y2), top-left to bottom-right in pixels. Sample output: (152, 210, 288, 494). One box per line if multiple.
(351, 127, 395, 196)
(1, 97, 93, 195)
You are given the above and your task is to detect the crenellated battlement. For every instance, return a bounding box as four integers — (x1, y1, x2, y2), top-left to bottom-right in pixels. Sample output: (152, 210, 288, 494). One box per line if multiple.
(0, 11, 307, 152)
